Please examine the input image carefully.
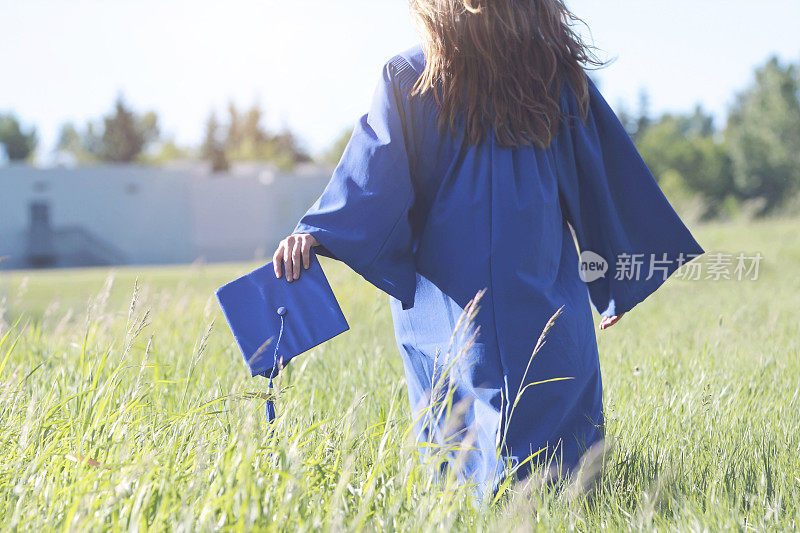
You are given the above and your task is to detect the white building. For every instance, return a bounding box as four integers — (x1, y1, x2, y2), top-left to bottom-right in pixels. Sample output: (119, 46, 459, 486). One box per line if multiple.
(0, 162, 332, 270)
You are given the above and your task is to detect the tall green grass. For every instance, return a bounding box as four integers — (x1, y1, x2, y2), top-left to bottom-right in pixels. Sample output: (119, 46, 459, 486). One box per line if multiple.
(1, 217, 799, 531)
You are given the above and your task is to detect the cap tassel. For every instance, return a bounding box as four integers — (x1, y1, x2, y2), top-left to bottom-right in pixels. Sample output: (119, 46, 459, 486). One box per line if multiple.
(265, 306, 287, 424)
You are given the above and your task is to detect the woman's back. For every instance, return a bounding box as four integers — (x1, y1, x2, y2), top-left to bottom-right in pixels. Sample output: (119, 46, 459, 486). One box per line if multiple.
(284, 2, 704, 497)
(387, 46, 571, 305)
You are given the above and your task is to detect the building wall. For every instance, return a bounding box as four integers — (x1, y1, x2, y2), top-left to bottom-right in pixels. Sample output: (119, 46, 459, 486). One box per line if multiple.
(0, 163, 331, 270)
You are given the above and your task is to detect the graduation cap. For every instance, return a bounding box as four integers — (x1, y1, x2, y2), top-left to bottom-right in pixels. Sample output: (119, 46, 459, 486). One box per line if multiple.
(215, 252, 349, 422)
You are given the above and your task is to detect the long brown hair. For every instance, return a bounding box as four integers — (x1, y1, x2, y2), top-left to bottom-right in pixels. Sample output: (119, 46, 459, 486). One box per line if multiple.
(409, 0, 604, 148)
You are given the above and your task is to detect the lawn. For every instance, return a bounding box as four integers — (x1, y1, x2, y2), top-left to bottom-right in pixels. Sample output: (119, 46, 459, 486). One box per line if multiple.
(0, 217, 798, 531)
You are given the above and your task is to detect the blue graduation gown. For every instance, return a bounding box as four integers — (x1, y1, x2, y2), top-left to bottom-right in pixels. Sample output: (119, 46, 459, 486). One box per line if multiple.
(294, 45, 703, 496)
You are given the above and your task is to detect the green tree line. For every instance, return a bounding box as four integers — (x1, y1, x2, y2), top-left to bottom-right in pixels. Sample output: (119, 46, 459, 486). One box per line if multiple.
(1, 96, 313, 171)
(2, 55, 799, 217)
(200, 103, 310, 172)
(0, 114, 37, 162)
(55, 96, 160, 165)
(622, 56, 800, 218)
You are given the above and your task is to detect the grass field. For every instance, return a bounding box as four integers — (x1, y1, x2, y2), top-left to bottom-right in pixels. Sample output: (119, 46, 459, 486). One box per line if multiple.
(1, 217, 799, 531)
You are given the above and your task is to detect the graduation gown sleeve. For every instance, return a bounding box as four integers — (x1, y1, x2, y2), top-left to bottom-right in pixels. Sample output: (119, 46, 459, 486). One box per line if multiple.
(554, 77, 705, 317)
(293, 57, 418, 310)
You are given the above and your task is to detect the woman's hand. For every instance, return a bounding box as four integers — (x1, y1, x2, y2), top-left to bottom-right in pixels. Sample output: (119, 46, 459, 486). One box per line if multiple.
(599, 313, 625, 331)
(273, 233, 319, 282)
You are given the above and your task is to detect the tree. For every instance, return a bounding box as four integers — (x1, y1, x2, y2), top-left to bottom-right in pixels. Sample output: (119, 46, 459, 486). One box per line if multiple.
(208, 102, 310, 171)
(141, 139, 194, 165)
(201, 112, 229, 173)
(56, 122, 82, 154)
(617, 89, 652, 142)
(57, 95, 159, 164)
(637, 106, 734, 217)
(725, 56, 800, 213)
(225, 103, 268, 161)
(57, 122, 101, 164)
(634, 89, 652, 142)
(0, 113, 37, 161)
(226, 101, 244, 153)
(101, 96, 159, 162)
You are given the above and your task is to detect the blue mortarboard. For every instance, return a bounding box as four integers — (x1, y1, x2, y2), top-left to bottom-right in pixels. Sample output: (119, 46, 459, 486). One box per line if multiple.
(215, 252, 349, 421)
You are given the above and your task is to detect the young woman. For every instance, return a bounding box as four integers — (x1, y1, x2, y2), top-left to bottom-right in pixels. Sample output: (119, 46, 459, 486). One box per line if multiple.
(273, 0, 703, 496)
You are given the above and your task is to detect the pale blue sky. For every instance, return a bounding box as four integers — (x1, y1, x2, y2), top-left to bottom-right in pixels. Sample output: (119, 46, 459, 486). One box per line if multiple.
(1, 0, 798, 159)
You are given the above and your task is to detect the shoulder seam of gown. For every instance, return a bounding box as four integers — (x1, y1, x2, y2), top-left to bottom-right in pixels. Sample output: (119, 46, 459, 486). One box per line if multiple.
(386, 55, 421, 95)
(385, 53, 440, 128)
